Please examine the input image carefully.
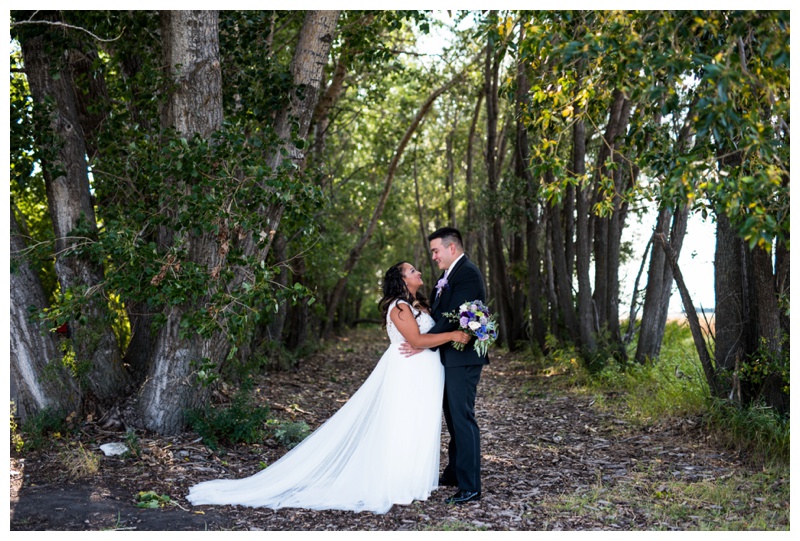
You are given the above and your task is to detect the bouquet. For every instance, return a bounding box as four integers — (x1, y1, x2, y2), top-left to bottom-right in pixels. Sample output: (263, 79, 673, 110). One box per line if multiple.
(443, 300, 498, 357)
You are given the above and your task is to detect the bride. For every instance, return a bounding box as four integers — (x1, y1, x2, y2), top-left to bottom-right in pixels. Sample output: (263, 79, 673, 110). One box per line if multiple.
(186, 261, 469, 514)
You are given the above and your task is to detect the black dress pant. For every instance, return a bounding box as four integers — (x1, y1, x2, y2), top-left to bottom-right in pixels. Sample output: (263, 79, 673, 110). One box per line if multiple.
(441, 363, 483, 493)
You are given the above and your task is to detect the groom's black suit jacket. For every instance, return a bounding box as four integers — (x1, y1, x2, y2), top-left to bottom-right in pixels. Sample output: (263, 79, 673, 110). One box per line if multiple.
(428, 255, 489, 367)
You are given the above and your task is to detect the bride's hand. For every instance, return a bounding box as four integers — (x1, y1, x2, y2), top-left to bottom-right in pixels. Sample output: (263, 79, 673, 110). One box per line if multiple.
(453, 331, 470, 344)
(399, 341, 425, 357)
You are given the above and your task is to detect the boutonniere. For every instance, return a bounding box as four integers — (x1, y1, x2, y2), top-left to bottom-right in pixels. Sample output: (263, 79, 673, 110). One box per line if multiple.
(436, 277, 449, 295)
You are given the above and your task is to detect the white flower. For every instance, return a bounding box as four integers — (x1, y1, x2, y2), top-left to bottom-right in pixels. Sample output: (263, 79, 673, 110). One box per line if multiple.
(468, 321, 482, 331)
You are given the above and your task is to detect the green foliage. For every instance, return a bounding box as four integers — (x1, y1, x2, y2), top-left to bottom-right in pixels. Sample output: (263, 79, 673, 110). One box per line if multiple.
(539, 321, 787, 465)
(185, 378, 271, 451)
(739, 333, 790, 396)
(704, 398, 790, 466)
(10, 403, 24, 453)
(269, 420, 311, 450)
(519, 10, 789, 252)
(20, 407, 73, 451)
(124, 429, 142, 459)
(135, 491, 175, 509)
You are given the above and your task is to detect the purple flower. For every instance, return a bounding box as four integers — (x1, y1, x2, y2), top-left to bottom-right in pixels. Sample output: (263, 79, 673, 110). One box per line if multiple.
(436, 277, 449, 295)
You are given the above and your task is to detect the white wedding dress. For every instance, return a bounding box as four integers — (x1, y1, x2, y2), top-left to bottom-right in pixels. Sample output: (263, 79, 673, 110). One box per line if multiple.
(186, 300, 445, 514)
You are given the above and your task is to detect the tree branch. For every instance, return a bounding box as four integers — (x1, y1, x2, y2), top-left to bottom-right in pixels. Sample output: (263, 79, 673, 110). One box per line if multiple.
(11, 19, 125, 43)
(652, 233, 718, 396)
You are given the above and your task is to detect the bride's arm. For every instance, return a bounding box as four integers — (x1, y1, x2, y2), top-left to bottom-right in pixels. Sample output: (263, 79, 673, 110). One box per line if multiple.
(390, 305, 468, 349)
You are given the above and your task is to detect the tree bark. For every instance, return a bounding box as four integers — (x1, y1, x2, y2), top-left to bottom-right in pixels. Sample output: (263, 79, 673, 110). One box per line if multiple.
(634, 95, 694, 362)
(591, 89, 626, 327)
(139, 10, 225, 434)
(714, 213, 744, 399)
(445, 110, 458, 227)
(238, 10, 340, 268)
(546, 173, 580, 343)
(597, 96, 632, 356)
(751, 244, 788, 413)
(19, 12, 130, 408)
(10, 206, 82, 421)
(573, 114, 596, 354)
(464, 89, 484, 258)
(635, 205, 689, 362)
(484, 31, 517, 348)
(514, 51, 545, 351)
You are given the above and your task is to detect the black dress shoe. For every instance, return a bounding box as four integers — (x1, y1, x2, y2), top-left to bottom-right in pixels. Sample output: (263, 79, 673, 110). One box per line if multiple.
(445, 490, 481, 504)
(438, 476, 459, 487)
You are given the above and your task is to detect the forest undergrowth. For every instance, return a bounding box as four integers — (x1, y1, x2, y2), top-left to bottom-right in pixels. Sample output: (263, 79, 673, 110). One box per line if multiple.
(10, 324, 789, 531)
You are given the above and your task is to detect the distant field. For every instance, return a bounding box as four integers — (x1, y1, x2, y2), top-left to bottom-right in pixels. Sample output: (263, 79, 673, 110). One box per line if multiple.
(665, 310, 716, 333)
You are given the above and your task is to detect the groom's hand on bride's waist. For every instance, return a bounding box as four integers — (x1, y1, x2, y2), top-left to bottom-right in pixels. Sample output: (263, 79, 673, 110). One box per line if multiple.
(399, 342, 425, 357)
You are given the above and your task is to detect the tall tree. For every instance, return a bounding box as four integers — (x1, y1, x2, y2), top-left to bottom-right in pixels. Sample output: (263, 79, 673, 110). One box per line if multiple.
(16, 10, 131, 410)
(483, 12, 518, 348)
(136, 10, 226, 434)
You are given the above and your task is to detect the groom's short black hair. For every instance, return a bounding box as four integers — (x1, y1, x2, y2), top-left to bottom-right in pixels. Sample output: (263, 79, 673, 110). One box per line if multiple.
(428, 227, 463, 249)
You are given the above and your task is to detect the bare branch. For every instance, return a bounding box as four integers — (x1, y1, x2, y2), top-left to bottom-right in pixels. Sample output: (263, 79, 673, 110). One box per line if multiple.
(11, 19, 125, 43)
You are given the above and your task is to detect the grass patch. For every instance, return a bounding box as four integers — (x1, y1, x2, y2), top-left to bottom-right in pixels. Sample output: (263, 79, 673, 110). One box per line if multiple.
(704, 398, 790, 466)
(58, 441, 100, 480)
(534, 322, 789, 467)
(540, 464, 789, 530)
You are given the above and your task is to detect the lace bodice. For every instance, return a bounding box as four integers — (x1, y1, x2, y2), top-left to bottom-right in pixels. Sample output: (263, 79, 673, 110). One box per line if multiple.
(386, 300, 435, 344)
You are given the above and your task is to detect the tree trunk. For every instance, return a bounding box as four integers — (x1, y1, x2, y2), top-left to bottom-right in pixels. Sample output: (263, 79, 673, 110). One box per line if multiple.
(514, 45, 545, 351)
(714, 213, 744, 399)
(751, 243, 788, 413)
(546, 172, 580, 343)
(635, 205, 689, 363)
(138, 10, 225, 434)
(284, 255, 311, 352)
(10, 206, 81, 421)
(634, 95, 694, 362)
(309, 52, 347, 170)
(412, 142, 437, 278)
(464, 89, 484, 258)
(19, 13, 130, 408)
(573, 115, 596, 354)
(238, 10, 340, 268)
(654, 233, 718, 396)
(600, 97, 632, 351)
(484, 33, 517, 348)
(445, 111, 458, 227)
(590, 89, 626, 328)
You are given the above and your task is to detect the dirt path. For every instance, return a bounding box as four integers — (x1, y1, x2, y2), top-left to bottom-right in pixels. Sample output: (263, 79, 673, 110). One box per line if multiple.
(10, 327, 763, 531)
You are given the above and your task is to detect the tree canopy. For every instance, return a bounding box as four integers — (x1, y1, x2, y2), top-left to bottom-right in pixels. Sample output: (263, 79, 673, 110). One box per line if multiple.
(9, 10, 789, 433)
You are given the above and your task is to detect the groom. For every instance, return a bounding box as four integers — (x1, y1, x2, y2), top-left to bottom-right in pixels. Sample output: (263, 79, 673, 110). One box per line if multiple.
(402, 226, 487, 505)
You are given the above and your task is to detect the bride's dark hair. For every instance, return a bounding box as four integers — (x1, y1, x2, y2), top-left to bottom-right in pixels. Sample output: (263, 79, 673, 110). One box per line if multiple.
(379, 261, 431, 328)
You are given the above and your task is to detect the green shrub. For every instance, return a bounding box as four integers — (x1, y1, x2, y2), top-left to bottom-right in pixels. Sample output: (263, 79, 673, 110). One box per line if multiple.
(704, 398, 790, 466)
(185, 378, 271, 451)
(270, 420, 311, 449)
(20, 407, 72, 451)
